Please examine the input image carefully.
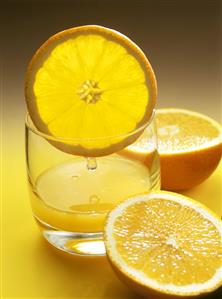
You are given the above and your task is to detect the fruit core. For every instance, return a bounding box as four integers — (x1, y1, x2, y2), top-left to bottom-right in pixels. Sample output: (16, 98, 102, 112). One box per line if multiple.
(78, 80, 102, 104)
(166, 234, 179, 249)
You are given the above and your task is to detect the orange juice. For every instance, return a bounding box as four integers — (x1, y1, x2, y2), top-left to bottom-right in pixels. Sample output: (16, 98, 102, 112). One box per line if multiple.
(29, 154, 160, 233)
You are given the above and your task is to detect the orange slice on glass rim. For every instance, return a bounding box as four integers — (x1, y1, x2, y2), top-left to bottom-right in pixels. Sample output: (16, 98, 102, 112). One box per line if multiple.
(25, 25, 157, 156)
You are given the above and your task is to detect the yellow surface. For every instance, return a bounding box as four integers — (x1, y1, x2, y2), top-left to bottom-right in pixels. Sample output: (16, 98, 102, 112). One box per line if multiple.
(2, 121, 222, 299)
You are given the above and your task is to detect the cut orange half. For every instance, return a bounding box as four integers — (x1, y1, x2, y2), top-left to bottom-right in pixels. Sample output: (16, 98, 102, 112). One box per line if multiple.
(25, 25, 157, 156)
(120, 108, 222, 190)
(104, 191, 222, 298)
(156, 109, 222, 190)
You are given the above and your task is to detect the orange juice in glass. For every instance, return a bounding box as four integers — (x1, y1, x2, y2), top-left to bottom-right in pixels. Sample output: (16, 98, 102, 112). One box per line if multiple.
(26, 112, 160, 255)
(25, 25, 158, 255)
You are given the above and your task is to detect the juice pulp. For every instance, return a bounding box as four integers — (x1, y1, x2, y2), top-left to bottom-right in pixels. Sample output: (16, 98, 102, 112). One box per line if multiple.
(29, 154, 156, 233)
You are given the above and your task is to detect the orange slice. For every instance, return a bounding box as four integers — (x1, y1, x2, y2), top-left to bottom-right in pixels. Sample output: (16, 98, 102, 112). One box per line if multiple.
(25, 25, 157, 156)
(104, 191, 222, 298)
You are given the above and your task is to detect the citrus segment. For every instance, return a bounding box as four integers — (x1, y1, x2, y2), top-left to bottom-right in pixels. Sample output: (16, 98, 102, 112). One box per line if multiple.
(105, 191, 222, 297)
(25, 25, 157, 156)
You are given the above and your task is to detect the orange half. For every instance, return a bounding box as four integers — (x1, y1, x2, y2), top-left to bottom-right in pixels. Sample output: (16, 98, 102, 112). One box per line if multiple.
(105, 191, 222, 298)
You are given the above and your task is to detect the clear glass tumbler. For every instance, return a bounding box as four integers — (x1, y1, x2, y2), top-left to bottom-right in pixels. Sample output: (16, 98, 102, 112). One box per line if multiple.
(25, 111, 160, 256)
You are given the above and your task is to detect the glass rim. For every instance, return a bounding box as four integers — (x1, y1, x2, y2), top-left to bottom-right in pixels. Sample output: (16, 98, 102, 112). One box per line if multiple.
(25, 110, 155, 142)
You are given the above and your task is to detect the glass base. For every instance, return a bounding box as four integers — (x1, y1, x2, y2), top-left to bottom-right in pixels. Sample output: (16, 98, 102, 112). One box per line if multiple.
(36, 217, 106, 256)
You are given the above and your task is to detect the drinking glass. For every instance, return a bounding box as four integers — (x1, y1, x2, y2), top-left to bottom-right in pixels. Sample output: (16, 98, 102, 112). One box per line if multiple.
(25, 111, 160, 256)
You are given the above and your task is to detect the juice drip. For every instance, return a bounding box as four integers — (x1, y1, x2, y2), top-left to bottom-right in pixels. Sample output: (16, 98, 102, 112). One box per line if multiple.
(86, 157, 97, 171)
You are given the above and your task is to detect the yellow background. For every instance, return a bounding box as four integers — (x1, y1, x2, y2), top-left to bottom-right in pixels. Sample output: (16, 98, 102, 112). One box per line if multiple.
(2, 0, 222, 298)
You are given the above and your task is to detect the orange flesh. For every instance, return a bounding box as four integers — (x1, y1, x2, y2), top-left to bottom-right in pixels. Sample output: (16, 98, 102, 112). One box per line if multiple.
(113, 199, 222, 285)
(156, 112, 220, 152)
